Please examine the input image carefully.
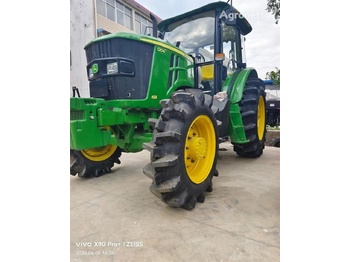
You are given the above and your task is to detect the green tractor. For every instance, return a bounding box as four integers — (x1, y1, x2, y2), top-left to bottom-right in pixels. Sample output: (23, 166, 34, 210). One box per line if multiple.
(70, 2, 266, 210)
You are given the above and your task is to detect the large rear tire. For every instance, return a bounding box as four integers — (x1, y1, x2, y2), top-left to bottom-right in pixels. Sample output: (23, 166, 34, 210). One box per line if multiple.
(233, 77, 266, 157)
(70, 145, 122, 178)
(143, 89, 219, 210)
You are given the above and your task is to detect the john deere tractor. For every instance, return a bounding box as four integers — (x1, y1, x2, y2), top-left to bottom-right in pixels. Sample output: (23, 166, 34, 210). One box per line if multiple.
(70, 2, 266, 210)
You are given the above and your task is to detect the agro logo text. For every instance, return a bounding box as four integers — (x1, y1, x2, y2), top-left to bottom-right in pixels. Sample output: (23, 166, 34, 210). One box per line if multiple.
(219, 10, 244, 21)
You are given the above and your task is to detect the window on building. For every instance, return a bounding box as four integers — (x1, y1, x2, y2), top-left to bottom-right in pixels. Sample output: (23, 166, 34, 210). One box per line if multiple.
(115, 1, 132, 29)
(106, 0, 115, 21)
(96, 0, 106, 16)
(135, 12, 153, 35)
(96, 0, 133, 30)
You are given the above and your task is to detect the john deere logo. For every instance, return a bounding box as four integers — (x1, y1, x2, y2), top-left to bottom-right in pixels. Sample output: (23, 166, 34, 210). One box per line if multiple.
(92, 63, 99, 74)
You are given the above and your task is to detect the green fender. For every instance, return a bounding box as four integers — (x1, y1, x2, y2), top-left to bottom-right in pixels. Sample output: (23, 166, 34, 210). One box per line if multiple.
(222, 68, 257, 103)
(221, 68, 258, 143)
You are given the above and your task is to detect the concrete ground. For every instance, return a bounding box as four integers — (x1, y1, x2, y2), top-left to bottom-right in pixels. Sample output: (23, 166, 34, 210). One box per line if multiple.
(70, 142, 280, 262)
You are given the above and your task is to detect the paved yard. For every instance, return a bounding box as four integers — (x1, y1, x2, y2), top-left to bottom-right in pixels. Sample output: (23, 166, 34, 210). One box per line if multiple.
(70, 143, 280, 262)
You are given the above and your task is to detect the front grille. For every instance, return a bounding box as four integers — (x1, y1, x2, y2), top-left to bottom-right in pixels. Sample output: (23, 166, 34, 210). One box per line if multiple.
(85, 38, 154, 100)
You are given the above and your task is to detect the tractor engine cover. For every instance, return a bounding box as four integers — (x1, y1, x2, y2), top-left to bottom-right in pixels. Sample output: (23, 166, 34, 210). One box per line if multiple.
(85, 37, 154, 100)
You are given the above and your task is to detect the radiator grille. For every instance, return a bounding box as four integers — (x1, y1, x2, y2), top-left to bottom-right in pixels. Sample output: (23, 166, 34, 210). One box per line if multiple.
(85, 38, 154, 100)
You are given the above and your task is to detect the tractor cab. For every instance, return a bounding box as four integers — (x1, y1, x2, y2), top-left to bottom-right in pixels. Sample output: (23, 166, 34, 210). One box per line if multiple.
(157, 2, 252, 95)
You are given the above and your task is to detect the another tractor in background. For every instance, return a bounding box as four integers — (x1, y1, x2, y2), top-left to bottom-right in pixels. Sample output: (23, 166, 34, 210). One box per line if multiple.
(264, 79, 280, 127)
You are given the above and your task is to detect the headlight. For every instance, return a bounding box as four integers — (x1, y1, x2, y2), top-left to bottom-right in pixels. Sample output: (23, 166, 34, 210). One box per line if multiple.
(88, 63, 99, 79)
(107, 62, 118, 74)
(88, 67, 94, 78)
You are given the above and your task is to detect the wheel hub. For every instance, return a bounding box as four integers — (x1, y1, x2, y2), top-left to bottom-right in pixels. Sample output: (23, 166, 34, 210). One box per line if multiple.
(257, 96, 266, 140)
(188, 137, 207, 159)
(184, 115, 216, 184)
(81, 145, 117, 162)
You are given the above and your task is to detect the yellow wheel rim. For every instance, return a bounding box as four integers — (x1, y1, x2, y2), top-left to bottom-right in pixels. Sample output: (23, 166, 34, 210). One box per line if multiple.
(257, 96, 266, 140)
(81, 145, 118, 162)
(185, 115, 216, 184)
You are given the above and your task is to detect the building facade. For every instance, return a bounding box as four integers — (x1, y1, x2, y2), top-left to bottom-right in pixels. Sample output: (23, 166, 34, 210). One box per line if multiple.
(70, 0, 161, 97)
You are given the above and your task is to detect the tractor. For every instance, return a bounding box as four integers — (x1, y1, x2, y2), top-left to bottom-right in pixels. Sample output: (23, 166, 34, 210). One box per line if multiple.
(264, 79, 280, 127)
(70, 1, 266, 210)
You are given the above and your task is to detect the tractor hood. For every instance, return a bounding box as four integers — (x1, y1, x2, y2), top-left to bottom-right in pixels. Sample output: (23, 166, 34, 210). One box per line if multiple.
(84, 31, 192, 62)
(85, 32, 167, 49)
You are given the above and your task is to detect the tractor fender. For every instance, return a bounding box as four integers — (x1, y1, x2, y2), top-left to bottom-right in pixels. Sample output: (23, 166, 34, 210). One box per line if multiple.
(222, 68, 258, 103)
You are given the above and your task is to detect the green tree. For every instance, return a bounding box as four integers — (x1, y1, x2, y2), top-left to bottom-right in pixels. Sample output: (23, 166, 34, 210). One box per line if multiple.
(267, 0, 280, 24)
(265, 67, 280, 85)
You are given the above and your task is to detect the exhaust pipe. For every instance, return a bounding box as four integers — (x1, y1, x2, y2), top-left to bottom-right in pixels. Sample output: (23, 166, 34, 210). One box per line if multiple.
(150, 13, 158, 38)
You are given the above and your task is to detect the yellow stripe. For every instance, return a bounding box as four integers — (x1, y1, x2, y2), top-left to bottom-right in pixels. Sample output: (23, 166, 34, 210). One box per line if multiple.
(140, 38, 193, 61)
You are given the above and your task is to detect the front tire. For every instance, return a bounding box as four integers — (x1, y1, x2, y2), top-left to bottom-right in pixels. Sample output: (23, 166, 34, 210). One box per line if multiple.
(143, 89, 219, 210)
(70, 145, 122, 177)
(233, 77, 266, 157)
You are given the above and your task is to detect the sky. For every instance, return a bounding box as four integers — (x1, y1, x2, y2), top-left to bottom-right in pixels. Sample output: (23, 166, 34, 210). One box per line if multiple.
(135, 0, 280, 79)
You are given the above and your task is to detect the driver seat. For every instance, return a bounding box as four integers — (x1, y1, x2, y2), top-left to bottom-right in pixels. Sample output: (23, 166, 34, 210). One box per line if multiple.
(201, 64, 214, 81)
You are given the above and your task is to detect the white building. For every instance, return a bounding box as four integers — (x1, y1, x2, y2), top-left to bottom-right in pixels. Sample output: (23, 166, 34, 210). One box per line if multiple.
(70, 0, 161, 97)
